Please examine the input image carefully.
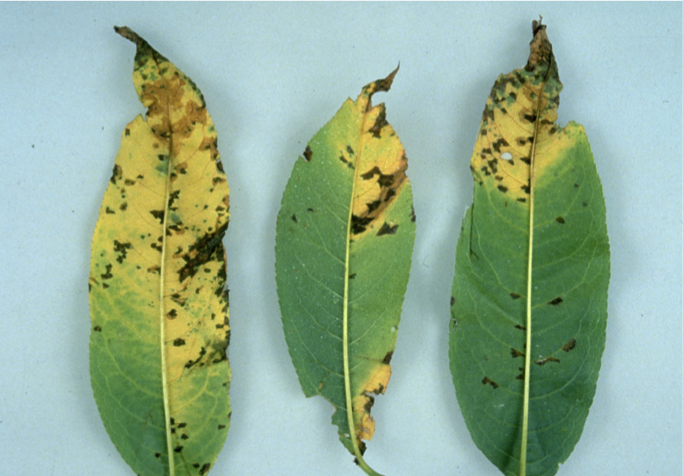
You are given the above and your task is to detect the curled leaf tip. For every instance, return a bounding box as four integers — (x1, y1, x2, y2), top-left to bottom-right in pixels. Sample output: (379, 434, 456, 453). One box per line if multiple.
(363, 66, 400, 105)
(527, 18, 555, 72)
(114, 26, 144, 46)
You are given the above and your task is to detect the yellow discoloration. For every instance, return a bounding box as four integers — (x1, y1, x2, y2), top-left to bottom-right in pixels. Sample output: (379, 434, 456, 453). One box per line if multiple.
(343, 67, 408, 238)
(351, 363, 391, 444)
(90, 27, 230, 475)
(472, 21, 566, 202)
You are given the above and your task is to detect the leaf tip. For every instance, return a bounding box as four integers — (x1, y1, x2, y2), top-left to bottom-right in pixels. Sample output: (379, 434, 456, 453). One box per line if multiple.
(527, 16, 554, 71)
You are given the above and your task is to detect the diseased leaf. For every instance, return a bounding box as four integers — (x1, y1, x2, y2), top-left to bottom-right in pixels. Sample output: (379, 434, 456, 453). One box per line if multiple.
(89, 27, 231, 476)
(449, 20, 610, 476)
(275, 68, 416, 476)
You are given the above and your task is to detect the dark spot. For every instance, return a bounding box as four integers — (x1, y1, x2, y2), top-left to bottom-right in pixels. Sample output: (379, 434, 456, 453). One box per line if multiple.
(174, 446, 183, 453)
(180, 434, 189, 440)
(510, 292, 521, 299)
(158, 154, 167, 162)
(382, 351, 393, 364)
(548, 297, 563, 305)
(217, 424, 226, 430)
(168, 190, 180, 209)
(291, 214, 297, 223)
(351, 214, 372, 235)
(154, 452, 161, 459)
(582, 201, 588, 207)
(450, 296, 455, 306)
(93, 325, 102, 332)
(171, 293, 186, 306)
(185, 346, 207, 369)
(510, 348, 524, 358)
(369, 109, 388, 138)
(574, 183, 580, 188)
(110, 164, 122, 184)
(521, 184, 530, 194)
(535, 356, 560, 365)
(125, 128, 131, 136)
(482, 377, 499, 389)
(555, 216, 565, 224)
(516, 368, 525, 380)
(410, 206, 416, 222)
(105, 206, 115, 214)
(199, 464, 211, 475)
(517, 198, 527, 203)
(178, 222, 228, 282)
(339, 154, 348, 164)
(113, 240, 132, 264)
(173, 338, 186, 346)
(166, 309, 178, 319)
(360, 166, 380, 180)
(150, 210, 165, 224)
(366, 200, 381, 214)
(562, 339, 576, 352)
(303, 146, 312, 162)
(307, 207, 314, 212)
(349, 273, 356, 279)
(516, 138, 527, 146)
(492, 138, 509, 153)
(377, 222, 398, 236)
(497, 185, 508, 193)
(119, 202, 128, 211)
(384, 188, 396, 201)
(346, 145, 354, 155)
(523, 113, 537, 123)
(101, 264, 113, 280)
(515, 324, 526, 331)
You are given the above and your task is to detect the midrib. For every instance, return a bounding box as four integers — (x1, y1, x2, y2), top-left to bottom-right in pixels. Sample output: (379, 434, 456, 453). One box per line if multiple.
(341, 100, 382, 476)
(519, 62, 553, 476)
(156, 65, 175, 476)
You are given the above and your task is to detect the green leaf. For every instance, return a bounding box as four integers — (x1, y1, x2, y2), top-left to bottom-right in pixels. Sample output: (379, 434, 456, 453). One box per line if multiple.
(89, 27, 231, 476)
(275, 68, 416, 476)
(449, 20, 610, 476)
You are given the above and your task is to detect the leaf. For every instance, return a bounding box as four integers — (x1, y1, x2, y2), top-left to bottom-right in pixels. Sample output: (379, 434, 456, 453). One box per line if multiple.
(449, 20, 610, 476)
(275, 68, 416, 476)
(89, 27, 231, 476)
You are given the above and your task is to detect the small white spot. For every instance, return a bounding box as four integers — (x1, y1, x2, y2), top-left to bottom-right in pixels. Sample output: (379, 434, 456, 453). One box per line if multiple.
(501, 152, 513, 161)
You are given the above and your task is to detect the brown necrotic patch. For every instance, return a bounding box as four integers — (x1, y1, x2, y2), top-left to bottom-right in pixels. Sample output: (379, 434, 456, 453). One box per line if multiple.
(535, 356, 560, 365)
(178, 222, 228, 282)
(562, 338, 576, 352)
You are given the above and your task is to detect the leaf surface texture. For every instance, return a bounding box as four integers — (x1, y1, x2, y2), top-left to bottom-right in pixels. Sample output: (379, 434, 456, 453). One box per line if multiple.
(275, 68, 416, 475)
(89, 27, 231, 476)
(449, 21, 610, 476)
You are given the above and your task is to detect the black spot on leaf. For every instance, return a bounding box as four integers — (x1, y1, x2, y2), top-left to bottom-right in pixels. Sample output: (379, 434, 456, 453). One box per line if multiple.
(563, 339, 576, 352)
(556, 216, 565, 224)
(303, 146, 312, 162)
(548, 297, 563, 305)
(377, 222, 398, 236)
(482, 377, 499, 389)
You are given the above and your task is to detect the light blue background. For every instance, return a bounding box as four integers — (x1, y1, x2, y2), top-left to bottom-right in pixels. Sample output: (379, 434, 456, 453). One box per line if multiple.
(1, 3, 681, 475)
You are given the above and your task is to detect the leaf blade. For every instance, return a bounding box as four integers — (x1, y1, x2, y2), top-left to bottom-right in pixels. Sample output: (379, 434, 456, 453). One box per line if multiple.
(89, 27, 231, 476)
(275, 69, 415, 474)
(449, 21, 610, 476)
